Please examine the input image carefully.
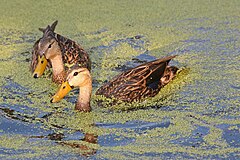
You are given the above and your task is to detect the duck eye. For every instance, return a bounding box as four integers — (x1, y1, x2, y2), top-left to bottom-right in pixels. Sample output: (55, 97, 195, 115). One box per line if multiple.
(48, 44, 52, 48)
(73, 72, 78, 76)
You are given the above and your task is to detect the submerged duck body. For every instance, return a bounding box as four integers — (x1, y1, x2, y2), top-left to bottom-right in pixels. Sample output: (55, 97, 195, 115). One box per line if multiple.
(30, 20, 91, 83)
(96, 55, 178, 102)
(51, 55, 178, 112)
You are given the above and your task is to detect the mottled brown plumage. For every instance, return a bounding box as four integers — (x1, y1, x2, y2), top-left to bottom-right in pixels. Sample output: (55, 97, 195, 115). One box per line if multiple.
(30, 20, 91, 83)
(56, 33, 91, 70)
(96, 55, 178, 102)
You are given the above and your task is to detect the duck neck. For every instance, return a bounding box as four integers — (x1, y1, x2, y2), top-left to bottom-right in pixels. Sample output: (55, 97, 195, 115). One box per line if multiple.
(51, 54, 65, 84)
(75, 80, 92, 112)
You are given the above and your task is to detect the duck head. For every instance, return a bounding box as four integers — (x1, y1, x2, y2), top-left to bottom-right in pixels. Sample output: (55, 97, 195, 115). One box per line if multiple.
(51, 67, 92, 103)
(33, 20, 61, 78)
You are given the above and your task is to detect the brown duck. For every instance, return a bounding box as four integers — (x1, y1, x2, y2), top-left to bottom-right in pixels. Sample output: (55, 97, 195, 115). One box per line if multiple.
(50, 55, 178, 112)
(30, 20, 91, 84)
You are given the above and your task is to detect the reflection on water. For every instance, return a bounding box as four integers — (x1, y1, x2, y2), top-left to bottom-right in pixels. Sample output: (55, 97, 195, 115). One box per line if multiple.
(0, 106, 98, 157)
(59, 133, 98, 157)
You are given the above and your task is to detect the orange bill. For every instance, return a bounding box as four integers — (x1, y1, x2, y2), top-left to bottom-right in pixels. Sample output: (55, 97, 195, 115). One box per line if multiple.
(33, 55, 48, 78)
(51, 81, 73, 103)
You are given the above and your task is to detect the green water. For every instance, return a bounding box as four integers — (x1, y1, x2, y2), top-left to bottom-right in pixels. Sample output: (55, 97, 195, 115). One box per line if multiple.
(0, 0, 239, 159)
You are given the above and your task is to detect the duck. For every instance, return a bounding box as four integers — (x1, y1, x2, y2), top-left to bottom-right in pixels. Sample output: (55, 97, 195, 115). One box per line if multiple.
(30, 20, 91, 84)
(50, 55, 178, 112)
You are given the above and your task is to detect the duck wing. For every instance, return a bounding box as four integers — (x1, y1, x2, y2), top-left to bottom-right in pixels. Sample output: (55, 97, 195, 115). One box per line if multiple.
(96, 55, 176, 102)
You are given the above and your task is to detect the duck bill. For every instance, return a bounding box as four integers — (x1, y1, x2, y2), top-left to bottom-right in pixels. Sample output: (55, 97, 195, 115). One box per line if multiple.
(51, 81, 73, 103)
(32, 55, 48, 78)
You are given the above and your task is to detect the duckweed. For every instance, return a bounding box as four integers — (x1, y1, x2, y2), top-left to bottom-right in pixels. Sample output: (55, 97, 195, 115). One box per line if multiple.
(0, 0, 239, 159)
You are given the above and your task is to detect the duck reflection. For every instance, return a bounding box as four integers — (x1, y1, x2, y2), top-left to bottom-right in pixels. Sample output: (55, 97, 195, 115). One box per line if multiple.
(0, 107, 98, 157)
(59, 133, 98, 156)
(40, 111, 99, 157)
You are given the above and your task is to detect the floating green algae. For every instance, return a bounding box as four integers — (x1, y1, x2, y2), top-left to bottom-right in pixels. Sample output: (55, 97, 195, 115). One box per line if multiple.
(0, 0, 240, 159)
(0, 134, 82, 159)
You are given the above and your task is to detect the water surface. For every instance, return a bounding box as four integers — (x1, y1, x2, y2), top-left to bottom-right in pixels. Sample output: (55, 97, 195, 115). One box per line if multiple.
(0, 0, 239, 159)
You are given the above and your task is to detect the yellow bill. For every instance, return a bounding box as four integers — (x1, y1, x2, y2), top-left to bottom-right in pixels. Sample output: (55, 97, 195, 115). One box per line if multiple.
(33, 55, 48, 78)
(51, 81, 73, 103)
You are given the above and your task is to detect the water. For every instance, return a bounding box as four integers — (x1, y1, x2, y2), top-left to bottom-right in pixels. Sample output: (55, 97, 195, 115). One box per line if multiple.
(0, 1, 239, 159)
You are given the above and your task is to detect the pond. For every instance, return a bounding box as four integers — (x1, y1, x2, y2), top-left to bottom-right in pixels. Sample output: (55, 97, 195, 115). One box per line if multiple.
(0, 1, 239, 159)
